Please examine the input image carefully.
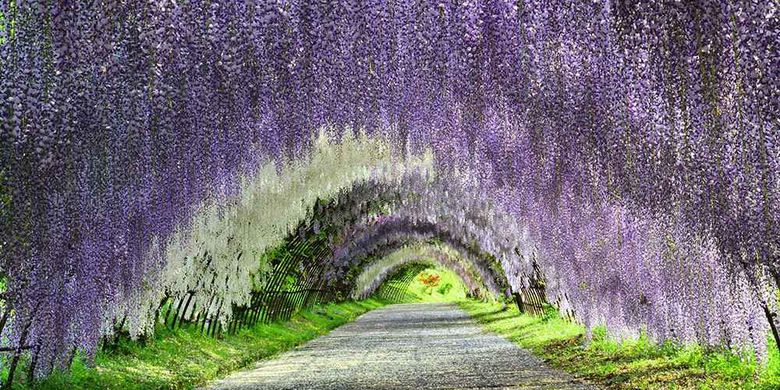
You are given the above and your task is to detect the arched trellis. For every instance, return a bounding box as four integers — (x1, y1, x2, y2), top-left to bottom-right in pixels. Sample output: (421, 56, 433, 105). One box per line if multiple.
(144, 170, 528, 341)
(3, 2, 777, 384)
(320, 217, 509, 297)
(117, 135, 436, 340)
(215, 187, 526, 334)
(51, 145, 537, 369)
(294, 173, 536, 294)
(8, 130, 762, 384)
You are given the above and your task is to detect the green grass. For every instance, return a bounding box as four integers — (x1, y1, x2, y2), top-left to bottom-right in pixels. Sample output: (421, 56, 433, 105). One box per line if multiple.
(400, 266, 469, 303)
(459, 300, 780, 389)
(19, 299, 387, 390)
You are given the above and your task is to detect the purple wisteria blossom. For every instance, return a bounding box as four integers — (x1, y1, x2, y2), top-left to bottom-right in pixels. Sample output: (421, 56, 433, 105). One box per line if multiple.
(0, 0, 778, 379)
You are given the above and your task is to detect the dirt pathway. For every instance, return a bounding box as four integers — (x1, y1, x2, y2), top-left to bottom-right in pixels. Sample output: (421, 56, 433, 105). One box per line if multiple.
(207, 303, 595, 389)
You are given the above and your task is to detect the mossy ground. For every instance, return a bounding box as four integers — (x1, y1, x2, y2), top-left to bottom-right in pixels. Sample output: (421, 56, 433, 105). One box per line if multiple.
(459, 300, 780, 389)
(16, 299, 386, 389)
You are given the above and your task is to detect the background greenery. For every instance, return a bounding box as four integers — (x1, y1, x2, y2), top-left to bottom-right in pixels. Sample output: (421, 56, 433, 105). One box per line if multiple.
(403, 267, 468, 303)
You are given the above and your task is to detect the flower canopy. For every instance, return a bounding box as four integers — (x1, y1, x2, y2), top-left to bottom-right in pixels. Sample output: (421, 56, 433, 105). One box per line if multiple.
(0, 0, 778, 379)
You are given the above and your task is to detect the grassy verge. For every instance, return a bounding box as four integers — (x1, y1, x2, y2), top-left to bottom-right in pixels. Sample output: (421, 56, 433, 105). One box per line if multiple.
(22, 299, 387, 389)
(459, 300, 780, 389)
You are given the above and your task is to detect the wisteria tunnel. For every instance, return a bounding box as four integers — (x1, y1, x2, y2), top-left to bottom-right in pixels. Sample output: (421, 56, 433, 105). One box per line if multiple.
(0, 1, 778, 389)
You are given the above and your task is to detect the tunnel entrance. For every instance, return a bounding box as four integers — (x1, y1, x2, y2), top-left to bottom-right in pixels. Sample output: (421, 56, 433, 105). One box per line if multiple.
(373, 263, 470, 303)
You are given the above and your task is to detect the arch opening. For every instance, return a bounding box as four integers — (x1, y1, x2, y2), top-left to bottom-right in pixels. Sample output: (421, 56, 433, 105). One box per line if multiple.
(371, 262, 473, 304)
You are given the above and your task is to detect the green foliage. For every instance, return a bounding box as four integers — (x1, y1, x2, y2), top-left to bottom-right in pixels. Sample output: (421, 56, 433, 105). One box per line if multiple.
(417, 271, 441, 295)
(0, 1, 16, 44)
(540, 304, 559, 323)
(404, 267, 467, 303)
(459, 300, 780, 389)
(17, 299, 387, 389)
(436, 283, 453, 295)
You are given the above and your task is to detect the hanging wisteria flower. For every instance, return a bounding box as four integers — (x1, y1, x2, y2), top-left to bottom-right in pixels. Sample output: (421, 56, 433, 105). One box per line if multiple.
(0, 0, 778, 379)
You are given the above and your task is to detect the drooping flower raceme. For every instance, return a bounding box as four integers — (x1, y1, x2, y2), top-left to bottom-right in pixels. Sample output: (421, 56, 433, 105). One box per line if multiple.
(0, 0, 778, 377)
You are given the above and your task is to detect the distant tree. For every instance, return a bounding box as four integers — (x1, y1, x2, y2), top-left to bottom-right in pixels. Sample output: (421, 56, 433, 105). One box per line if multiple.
(418, 272, 441, 295)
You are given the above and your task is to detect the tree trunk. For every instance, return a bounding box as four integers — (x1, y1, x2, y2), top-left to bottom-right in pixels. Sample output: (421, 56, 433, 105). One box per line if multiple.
(163, 297, 178, 327)
(200, 295, 215, 334)
(174, 291, 195, 329)
(3, 320, 32, 390)
(27, 344, 41, 384)
(169, 294, 188, 329)
(512, 292, 525, 313)
(209, 299, 224, 337)
(0, 306, 9, 337)
(763, 303, 780, 351)
(153, 296, 170, 326)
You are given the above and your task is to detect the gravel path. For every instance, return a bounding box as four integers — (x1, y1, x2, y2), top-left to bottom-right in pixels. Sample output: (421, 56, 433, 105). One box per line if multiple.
(206, 303, 595, 389)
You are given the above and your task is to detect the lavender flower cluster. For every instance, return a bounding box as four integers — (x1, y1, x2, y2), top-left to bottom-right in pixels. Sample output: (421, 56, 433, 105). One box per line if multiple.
(0, 0, 777, 379)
